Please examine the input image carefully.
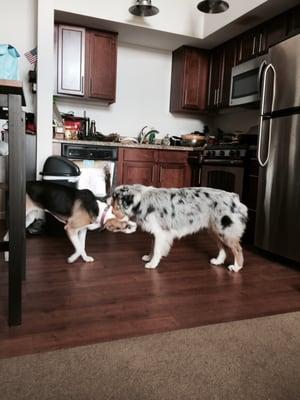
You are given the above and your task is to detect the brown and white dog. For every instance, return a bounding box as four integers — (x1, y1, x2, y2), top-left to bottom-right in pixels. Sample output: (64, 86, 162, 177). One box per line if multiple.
(4, 181, 136, 263)
(110, 184, 248, 272)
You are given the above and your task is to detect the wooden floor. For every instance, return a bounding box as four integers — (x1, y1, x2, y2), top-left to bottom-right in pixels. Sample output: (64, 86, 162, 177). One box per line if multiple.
(1, 229, 300, 359)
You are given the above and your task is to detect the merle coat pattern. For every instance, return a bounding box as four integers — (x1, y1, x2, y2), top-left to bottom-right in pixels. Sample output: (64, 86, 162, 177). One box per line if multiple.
(112, 185, 248, 272)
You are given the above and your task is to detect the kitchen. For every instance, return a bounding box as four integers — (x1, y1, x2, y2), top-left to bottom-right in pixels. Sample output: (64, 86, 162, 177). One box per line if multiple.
(0, 1, 300, 398)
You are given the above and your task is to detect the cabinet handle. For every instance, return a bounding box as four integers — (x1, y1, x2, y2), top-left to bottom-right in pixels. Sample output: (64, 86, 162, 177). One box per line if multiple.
(252, 36, 256, 55)
(213, 89, 217, 105)
(258, 33, 262, 53)
(216, 88, 220, 105)
(198, 168, 202, 186)
(239, 42, 242, 61)
(81, 76, 84, 93)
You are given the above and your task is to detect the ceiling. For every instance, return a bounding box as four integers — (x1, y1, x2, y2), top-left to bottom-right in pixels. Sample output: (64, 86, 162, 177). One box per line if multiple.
(55, 0, 300, 51)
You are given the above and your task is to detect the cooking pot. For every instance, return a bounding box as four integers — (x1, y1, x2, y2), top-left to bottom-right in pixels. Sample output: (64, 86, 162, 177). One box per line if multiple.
(181, 132, 206, 147)
(170, 136, 182, 146)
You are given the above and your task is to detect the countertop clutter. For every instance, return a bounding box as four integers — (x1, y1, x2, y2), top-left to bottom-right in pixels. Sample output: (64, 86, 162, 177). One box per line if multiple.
(52, 138, 204, 152)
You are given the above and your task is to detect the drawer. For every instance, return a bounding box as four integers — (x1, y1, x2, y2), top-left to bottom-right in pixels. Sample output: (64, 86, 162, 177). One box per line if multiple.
(158, 150, 188, 163)
(123, 148, 156, 162)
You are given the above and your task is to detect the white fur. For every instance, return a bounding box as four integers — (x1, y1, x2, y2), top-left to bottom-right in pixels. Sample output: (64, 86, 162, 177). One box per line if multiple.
(113, 185, 248, 272)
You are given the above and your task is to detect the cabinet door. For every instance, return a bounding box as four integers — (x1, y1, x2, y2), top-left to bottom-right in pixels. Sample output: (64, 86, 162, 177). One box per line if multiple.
(219, 40, 237, 108)
(287, 5, 300, 37)
(158, 164, 187, 188)
(266, 14, 288, 48)
(236, 27, 265, 64)
(182, 48, 209, 111)
(207, 47, 223, 109)
(170, 46, 209, 113)
(86, 30, 117, 102)
(122, 161, 156, 186)
(57, 25, 85, 96)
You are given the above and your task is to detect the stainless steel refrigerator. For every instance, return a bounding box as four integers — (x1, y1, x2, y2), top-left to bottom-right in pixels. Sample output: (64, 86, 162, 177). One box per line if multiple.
(255, 34, 300, 261)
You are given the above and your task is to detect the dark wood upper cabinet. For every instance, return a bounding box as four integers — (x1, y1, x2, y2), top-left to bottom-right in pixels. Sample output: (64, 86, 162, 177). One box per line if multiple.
(265, 14, 288, 48)
(86, 30, 117, 102)
(219, 40, 237, 108)
(286, 4, 300, 36)
(207, 40, 237, 110)
(236, 26, 266, 64)
(207, 47, 223, 110)
(170, 46, 209, 113)
(55, 24, 117, 103)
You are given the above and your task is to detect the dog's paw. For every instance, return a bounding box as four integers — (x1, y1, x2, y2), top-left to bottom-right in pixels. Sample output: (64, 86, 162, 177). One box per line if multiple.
(123, 221, 137, 234)
(228, 264, 243, 272)
(68, 253, 80, 263)
(142, 254, 151, 262)
(83, 256, 94, 263)
(210, 257, 224, 266)
(145, 261, 159, 269)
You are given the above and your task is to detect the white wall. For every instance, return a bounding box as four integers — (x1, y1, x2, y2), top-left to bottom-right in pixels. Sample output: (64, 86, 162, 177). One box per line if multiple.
(0, 0, 37, 218)
(212, 108, 260, 135)
(0, 0, 37, 113)
(56, 42, 208, 139)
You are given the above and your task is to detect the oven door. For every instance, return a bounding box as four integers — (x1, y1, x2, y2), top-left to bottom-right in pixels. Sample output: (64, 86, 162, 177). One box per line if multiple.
(230, 55, 268, 106)
(201, 164, 244, 198)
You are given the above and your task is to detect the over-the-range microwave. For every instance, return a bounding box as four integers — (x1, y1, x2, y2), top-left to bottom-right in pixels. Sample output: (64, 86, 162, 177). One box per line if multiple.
(230, 54, 269, 106)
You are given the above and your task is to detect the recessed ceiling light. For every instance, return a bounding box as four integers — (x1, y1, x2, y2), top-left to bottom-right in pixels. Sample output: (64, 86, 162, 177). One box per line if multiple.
(129, 0, 159, 17)
(197, 0, 229, 14)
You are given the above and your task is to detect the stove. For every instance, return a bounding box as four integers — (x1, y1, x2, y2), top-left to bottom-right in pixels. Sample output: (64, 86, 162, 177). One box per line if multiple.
(202, 144, 248, 165)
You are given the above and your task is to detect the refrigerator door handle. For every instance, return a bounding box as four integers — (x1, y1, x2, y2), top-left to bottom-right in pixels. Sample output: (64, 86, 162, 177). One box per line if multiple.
(257, 60, 267, 96)
(258, 63, 277, 167)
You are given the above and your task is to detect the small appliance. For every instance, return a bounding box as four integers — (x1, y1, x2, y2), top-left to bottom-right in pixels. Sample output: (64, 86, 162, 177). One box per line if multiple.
(230, 54, 269, 106)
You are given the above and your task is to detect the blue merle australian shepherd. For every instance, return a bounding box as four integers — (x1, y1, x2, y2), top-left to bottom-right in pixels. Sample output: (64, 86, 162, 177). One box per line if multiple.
(108, 185, 248, 272)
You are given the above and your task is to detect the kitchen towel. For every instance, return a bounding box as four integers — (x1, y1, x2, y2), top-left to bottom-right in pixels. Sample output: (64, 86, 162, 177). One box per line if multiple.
(75, 160, 115, 197)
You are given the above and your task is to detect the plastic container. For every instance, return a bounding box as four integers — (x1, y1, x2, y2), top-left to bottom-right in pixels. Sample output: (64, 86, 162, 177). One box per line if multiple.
(41, 156, 81, 235)
(41, 156, 81, 185)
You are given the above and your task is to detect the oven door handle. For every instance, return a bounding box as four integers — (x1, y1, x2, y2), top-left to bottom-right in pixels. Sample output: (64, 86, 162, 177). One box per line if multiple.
(258, 63, 276, 167)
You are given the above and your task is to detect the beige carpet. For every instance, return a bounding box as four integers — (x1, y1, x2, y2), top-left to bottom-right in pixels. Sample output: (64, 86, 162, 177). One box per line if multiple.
(1, 312, 300, 400)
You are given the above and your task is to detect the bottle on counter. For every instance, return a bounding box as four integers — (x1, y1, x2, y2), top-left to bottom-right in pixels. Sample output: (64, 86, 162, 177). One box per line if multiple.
(89, 120, 96, 135)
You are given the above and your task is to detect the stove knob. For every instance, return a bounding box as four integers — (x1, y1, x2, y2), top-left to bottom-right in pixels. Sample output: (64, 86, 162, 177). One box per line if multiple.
(220, 150, 225, 156)
(229, 150, 235, 157)
(235, 150, 240, 157)
(211, 150, 216, 156)
(206, 151, 211, 156)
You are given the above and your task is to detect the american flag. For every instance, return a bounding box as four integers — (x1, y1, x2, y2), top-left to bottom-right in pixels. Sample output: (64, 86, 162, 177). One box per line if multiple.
(24, 47, 37, 64)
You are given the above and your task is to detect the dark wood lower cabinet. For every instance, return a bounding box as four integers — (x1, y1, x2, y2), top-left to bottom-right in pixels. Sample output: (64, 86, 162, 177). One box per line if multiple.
(117, 148, 191, 188)
(121, 161, 156, 186)
(158, 163, 187, 188)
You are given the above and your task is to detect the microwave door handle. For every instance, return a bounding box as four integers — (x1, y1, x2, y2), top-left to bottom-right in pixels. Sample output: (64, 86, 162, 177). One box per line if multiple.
(258, 64, 277, 167)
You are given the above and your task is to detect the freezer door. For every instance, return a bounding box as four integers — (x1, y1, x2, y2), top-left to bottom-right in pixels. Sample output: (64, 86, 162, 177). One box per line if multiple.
(255, 113, 300, 261)
(269, 34, 300, 111)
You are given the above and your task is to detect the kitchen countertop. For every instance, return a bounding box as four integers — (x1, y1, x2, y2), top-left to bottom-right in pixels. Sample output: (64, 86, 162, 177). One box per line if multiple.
(53, 139, 204, 152)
